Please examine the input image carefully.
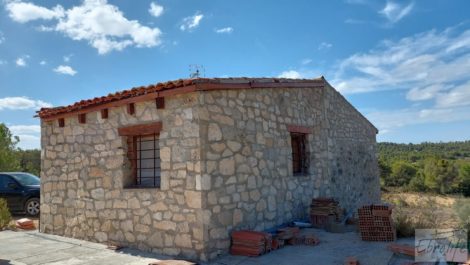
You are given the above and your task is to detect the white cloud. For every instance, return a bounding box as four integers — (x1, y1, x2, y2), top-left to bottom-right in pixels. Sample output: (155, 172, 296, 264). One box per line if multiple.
(0, 60, 7, 65)
(366, 106, 470, 134)
(0, 31, 4, 44)
(215, 27, 233, 34)
(149, 2, 163, 17)
(318, 42, 332, 50)
(180, 12, 204, 31)
(301, 58, 312, 65)
(0, 97, 52, 110)
(333, 25, 470, 132)
(8, 125, 41, 134)
(435, 81, 470, 108)
(278, 70, 302, 79)
(39, 60, 47, 65)
(333, 27, 470, 95)
(53, 65, 77, 76)
(15, 55, 29, 67)
(6, 0, 162, 54)
(6, 124, 41, 149)
(406, 84, 448, 101)
(379, 1, 414, 24)
(5, 1, 64, 23)
(16, 58, 26, 67)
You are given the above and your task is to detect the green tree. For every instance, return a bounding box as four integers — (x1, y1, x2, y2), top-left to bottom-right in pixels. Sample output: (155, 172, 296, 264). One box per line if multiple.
(0, 123, 20, 171)
(16, 149, 41, 176)
(408, 171, 427, 192)
(423, 158, 459, 194)
(458, 163, 470, 197)
(379, 159, 391, 186)
(385, 161, 417, 187)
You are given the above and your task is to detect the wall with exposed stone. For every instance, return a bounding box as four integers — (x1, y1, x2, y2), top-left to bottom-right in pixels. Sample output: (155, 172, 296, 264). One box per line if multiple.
(40, 84, 379, 261)
(197, 86, 379, 259)
(323, 82, 380, 211)
(40, 92, 209, 261)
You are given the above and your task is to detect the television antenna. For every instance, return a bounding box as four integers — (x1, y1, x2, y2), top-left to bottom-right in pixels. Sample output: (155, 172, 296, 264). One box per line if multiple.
(189, 64, 205, 78)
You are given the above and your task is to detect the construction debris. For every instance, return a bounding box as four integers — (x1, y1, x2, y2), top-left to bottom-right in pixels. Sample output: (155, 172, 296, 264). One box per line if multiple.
(15, 218, 35, 230)
(230, 227, 319, 257)
(230, 230, 272, 257)
(358, 205, 396, 242)
(310, 198, 341, 228)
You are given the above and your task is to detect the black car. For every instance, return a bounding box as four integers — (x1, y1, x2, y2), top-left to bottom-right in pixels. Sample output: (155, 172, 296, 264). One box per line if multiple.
(0, 172, 40, 216)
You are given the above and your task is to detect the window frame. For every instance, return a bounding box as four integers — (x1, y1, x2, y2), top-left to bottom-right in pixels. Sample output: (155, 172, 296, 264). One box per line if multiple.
(118, 122, 162, 189)
(287, 125, 312, 176)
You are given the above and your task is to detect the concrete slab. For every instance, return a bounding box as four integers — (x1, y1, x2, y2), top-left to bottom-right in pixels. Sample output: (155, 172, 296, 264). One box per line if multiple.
(0, 230, 171, 265)
(0, 229, 415, 265)
(210, 229, 415, 265)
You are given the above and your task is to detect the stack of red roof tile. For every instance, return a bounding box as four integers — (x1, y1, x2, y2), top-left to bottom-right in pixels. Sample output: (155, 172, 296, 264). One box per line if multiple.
(230, 231, 272, 257)
(310, 198, 340, 228)
(358, 205, 396, 242)
(16, 218, 35, 230)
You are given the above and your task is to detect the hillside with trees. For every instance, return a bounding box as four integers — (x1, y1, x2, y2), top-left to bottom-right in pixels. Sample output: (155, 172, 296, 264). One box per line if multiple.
(378, 141, 470, 196)
(0, 123, 40, 176)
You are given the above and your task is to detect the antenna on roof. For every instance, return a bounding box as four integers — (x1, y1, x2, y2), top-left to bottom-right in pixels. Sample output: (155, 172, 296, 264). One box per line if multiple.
(189, 64, 205, 78)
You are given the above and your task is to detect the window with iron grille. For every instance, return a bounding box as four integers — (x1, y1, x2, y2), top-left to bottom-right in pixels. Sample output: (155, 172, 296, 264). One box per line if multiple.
(291, 132, 308, 175)
(118, 122, 162, 188)
(126, 134, 161, 188)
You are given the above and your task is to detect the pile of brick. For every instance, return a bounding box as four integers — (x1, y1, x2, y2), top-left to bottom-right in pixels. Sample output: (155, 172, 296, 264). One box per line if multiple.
(230, 231, 272, 257)
(309, 198, 340, 228)
(15, 218, 35, 230)
(231, 227, 319, 256)
(358, 205, 396, 241)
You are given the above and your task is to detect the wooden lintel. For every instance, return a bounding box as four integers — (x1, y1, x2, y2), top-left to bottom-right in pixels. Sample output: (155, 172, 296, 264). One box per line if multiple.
(287, 124, 312, 134)
(118, 122, 162, 136)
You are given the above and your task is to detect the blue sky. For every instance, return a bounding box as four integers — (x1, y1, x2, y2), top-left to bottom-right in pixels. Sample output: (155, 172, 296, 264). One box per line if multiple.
(1, 0, 470, 149)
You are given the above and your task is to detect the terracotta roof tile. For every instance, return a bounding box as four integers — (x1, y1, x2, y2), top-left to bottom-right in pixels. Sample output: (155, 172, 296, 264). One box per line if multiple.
(37, 77, 325, 119)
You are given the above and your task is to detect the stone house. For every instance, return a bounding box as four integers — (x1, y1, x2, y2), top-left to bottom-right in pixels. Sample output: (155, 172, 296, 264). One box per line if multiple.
(37, 77, 380, 261)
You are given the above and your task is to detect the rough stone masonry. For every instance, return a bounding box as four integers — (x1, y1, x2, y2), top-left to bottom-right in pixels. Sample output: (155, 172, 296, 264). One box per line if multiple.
(38, 77, 380, 261)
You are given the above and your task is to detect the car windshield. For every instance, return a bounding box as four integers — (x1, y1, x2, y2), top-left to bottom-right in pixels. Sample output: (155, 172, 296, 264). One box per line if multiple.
(10, 173, 40, 186)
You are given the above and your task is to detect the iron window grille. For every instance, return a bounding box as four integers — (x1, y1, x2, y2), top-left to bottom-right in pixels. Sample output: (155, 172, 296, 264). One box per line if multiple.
(127, 134, 161, 188)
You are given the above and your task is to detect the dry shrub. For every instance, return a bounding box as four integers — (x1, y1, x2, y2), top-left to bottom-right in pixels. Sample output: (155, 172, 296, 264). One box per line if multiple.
(0, 198, 12, 230)
(454, 197, 470, 248)
(392, 197, 440, 237)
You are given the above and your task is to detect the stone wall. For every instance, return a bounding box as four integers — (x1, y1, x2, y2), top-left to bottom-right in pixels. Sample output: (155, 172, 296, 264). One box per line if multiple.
(323, 82, 381, 211)
(40, 84, 379, 261)
(197, 86, 379, 259)
(40, 92, 208, 261)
